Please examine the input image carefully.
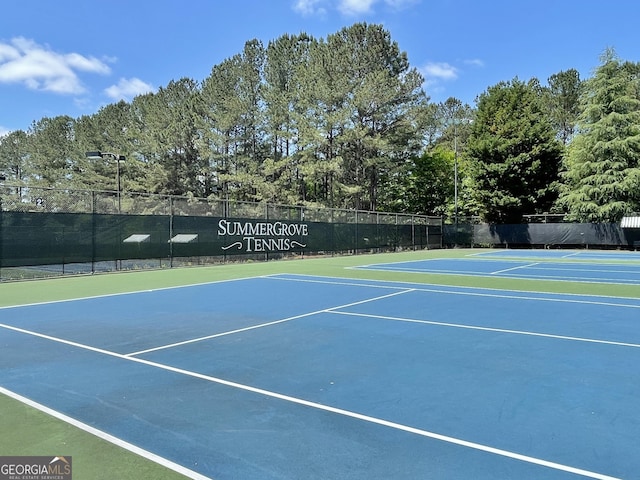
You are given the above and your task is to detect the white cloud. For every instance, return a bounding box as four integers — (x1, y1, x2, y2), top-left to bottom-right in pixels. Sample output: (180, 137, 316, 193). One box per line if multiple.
(383, 0, 420, 10)
(464, 58, 485, 68)
(419, 62, 459, 100)
(0, 126, 11, 137)
(338, 0, 376, 15)
(0, 43, 20, 62)
(293, 0, 419, 16)
(293, 0, 326, 16)
(0, 37, 111, 95)
(105, 77, 155, 101)
(65, 52, 111, 73)
(421, 62, 458, 81)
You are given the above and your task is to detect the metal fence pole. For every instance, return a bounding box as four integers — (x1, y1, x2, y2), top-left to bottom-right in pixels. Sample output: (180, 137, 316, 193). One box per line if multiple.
(0, 195, 3, 280)
(91, 191, 97, 274)
(169, 196, 174, 268)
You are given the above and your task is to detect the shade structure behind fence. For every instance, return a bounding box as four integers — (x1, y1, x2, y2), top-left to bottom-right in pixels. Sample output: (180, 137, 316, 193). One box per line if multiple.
(443, 221, 640, 249)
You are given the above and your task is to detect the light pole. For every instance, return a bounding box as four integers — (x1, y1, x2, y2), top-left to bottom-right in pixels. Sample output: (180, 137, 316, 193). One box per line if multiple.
(454, 122, 458, 232)
(451, 114, 471, 246)
(86, 151, 125, 213)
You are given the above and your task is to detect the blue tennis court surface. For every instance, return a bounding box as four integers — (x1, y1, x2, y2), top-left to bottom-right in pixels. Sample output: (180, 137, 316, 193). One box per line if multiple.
(356, 251, 640, 285)
(2, 274, 640, 479)
(473, 249, 640, 261)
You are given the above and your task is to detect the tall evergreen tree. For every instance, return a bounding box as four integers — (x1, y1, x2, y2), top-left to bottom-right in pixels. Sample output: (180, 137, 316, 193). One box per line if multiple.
(74, 101, 136, 192)
(130, 78, 203, 196)
(557, 50, 640, 222)
(546, 69, 582, 145)
(28, 116, 79, 188)
(324, 23, 428, 210)
(467, 78, 563, 223)
(0, 129, 30, 189)
(262, 33, 313, 204)
(294, 35, 350, 207)
(235, 39, 268, 202)
(200, 54, 245, 200)
(405, 147, 454, 216)
(428, 98, 475, 219)
(200, 41, 268, 203)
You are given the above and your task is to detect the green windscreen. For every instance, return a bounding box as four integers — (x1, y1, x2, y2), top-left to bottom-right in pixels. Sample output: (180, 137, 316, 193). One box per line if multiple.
(0, 211, 442, 268)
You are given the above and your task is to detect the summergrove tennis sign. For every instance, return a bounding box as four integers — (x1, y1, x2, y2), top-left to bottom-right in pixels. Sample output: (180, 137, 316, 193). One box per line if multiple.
(217, 219, 309, 253)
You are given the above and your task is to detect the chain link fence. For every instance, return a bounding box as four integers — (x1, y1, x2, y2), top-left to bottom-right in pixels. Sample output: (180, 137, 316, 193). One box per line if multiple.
(0, 185, 443, 281)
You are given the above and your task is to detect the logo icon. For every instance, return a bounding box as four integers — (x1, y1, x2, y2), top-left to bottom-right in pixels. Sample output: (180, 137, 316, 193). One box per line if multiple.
(0, 456, 72, 480)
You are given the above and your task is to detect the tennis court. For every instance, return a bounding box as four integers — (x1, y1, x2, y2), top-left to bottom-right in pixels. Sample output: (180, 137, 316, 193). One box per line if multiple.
(472, 249, 640, 261)
(357, 249, 640, 285)
(1, 269, 638, 479)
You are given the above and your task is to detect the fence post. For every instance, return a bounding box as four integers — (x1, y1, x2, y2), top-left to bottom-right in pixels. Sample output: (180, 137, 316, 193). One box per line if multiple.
(0, 195, 3, 279)
(411, 215, 416, 251)
(331, 208, 335, 255)
(355, 210, 359, 255)
(424, 218, 428, 250)
(169, 196, 174, 268)
(91, 191, 96, 274)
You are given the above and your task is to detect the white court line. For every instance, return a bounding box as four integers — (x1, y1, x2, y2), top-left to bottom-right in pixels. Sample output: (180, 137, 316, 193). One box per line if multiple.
(352, 264, 640, 286)
(0, 386, 212, 480)
(528, 265, 640, 273)
(490, 262, 539, 275)
(330, 311, 640, 349)
(268, 274, 640, 309)
(0, 275, 263, 311)
(498, 272, 640, 285)
(0, 322, 621, 480)
(125, 288, 415, 356)
(466, 251, 491, 257)
(13, 272, 638, 355)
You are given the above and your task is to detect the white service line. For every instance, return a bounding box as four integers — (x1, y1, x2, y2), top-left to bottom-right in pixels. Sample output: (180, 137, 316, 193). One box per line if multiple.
(268, 274, 640, 308)
(125, 288, 415, 356)
(330, 310, 640, 349)
(490, 262, 539, 275)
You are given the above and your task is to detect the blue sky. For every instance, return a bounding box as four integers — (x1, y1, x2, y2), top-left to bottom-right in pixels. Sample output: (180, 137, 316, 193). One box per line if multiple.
(1, 0, 639, 135)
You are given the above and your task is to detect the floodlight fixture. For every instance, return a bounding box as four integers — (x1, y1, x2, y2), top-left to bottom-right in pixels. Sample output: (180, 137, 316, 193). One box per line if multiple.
(85, 151, 126, 213)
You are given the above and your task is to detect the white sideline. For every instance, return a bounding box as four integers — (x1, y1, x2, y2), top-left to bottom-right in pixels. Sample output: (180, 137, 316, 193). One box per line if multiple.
(0, 386, 212, 480)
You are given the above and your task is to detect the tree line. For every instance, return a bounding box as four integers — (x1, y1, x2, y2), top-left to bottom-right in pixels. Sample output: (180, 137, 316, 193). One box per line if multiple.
(1, 23, 639, 223)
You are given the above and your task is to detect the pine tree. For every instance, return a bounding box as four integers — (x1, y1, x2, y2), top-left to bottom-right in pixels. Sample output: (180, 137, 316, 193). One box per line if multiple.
(558, 50, 640, 222)
(467, 78, 563, 223)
